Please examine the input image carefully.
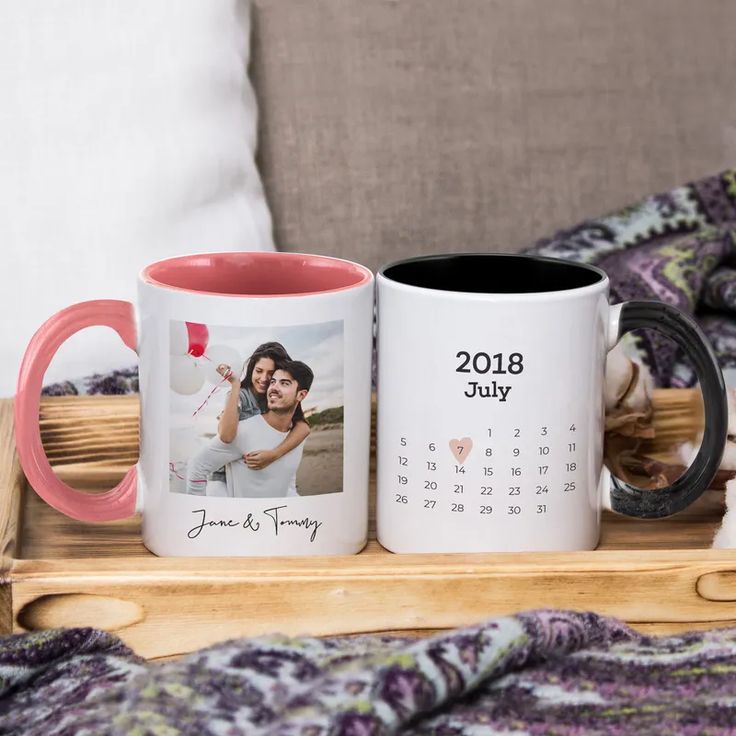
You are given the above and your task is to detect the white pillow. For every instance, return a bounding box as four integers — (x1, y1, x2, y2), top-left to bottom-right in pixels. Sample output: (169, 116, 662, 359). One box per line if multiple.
(0, 0, 274, 396)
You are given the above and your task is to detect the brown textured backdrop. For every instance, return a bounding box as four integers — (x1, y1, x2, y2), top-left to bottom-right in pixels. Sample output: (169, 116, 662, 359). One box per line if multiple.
(251, 0, 736, 272)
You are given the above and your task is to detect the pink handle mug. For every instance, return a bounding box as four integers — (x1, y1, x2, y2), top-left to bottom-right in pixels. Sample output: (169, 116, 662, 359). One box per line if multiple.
(16, 252, 374, 556)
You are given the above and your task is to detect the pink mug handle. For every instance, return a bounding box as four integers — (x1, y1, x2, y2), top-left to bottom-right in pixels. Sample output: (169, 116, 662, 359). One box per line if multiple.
(15, 300, 138, 522)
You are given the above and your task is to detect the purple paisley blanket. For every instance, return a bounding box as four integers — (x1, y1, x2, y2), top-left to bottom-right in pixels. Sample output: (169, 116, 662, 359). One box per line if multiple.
(3, 609, 736, 735)
(525, 168, 736, 387)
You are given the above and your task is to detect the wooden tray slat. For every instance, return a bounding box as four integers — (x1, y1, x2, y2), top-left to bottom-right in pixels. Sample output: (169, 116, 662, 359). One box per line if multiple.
(3, 391, 736, 659)
(0, 399, 24, 635)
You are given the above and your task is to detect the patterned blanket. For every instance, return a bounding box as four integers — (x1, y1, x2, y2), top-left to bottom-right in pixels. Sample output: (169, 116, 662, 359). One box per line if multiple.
(4, 609, 736, 735)
(526, 168, 736, 387)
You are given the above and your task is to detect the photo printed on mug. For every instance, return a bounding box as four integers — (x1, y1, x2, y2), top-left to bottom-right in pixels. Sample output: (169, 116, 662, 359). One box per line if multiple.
(168, 319, 345, 501)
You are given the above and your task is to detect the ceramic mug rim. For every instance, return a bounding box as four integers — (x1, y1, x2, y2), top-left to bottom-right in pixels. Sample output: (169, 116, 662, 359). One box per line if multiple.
(141, 250, 374, 298)
(378, 252, 609, 300)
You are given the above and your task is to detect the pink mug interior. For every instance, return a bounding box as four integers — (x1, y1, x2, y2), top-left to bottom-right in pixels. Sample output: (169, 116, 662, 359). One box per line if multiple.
(142, 252, 372, 297)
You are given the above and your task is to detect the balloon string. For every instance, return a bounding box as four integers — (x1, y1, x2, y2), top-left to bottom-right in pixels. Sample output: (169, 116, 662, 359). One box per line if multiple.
(169, 462, 206, 483)
(191, 351, 249, 418)
(192, 373, 230, 417)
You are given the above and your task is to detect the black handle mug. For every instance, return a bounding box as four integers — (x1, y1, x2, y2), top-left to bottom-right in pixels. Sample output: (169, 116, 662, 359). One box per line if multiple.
(610, 301, 727, 518)
(375, 254, 728, 553)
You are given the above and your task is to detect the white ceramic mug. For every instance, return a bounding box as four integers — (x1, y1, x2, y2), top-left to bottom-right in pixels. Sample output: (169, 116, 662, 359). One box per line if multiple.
(376, 253, 727, 553)
(16, 252, 374, 556)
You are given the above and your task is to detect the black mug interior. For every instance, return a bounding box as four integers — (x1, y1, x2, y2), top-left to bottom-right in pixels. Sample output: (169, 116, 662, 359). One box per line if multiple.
(380, 254, 606, 294)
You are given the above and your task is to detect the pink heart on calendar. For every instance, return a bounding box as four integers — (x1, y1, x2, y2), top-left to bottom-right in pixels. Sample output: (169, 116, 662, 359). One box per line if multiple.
(449, 437, 473, 464)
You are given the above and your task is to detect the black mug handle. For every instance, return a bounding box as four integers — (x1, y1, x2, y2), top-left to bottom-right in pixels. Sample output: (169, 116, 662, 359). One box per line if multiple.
(608, 300, 728, 518)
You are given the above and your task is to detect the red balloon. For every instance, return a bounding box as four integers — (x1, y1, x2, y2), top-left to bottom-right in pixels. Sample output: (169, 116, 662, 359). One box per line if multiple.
(185, 322, 209, 358)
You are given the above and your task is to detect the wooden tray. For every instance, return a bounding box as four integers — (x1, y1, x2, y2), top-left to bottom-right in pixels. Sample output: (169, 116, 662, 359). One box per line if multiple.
(3, 392, 736, 660)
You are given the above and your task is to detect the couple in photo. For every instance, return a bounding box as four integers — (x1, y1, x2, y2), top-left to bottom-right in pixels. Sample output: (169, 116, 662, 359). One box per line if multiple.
(186, 342, 313, 498)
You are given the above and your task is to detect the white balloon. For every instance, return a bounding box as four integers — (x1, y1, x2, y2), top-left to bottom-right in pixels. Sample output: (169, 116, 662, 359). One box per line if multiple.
(170, 355, 205, 395)
(170, 321, 189, 356)
(203, 344, 243, 384)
